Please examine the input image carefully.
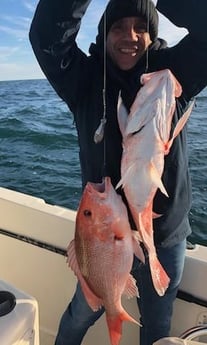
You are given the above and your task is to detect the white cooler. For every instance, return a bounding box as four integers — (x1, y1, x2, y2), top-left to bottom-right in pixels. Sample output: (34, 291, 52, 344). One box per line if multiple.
(0, 280, 39, 345)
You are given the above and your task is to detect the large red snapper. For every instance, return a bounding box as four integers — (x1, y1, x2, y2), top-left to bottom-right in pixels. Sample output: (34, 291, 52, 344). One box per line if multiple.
(117, 69, 193, 296)
(67, 176, 144, 345)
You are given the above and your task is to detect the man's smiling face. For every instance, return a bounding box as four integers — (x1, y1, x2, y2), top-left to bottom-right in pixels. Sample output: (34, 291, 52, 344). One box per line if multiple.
(106, 16, 152, 70)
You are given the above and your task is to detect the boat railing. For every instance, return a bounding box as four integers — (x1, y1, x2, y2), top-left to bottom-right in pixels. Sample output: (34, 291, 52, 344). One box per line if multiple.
(180, 324, 207, 342)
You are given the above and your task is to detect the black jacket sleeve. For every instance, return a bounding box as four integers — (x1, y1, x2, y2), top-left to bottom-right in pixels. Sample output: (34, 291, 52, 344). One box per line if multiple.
(156, 0, 207, 100)
(29, 0, 91, 111)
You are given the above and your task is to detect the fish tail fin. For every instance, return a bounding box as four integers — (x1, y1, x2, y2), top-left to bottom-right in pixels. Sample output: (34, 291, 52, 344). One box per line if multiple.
(106, 309, 140, 345)
(149, 253, 170, 296)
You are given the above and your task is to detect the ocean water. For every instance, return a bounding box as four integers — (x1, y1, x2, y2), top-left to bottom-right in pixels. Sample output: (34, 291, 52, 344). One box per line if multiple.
(0, 79, 206, 246)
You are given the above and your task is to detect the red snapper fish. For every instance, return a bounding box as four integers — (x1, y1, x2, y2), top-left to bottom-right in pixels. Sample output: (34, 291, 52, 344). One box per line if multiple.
(67, 176, 144, 345)
(117, 69, 193, 296)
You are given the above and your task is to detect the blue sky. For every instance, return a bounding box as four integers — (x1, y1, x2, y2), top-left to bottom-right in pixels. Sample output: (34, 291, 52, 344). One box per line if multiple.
(0, 0, 187, 81)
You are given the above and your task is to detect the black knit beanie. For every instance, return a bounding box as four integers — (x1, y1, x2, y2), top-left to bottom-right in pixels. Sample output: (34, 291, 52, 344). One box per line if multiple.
(98, 0, 158, 42)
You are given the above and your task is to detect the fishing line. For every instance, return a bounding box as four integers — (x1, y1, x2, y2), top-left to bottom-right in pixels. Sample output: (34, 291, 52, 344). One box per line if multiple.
(93, 8, 107, 176)
(94, 10, 107, 144)
(145, 0, 150, 72)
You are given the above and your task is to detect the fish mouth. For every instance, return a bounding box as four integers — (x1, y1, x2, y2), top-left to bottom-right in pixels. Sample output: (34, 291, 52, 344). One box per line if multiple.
(86, 177, 111, 196)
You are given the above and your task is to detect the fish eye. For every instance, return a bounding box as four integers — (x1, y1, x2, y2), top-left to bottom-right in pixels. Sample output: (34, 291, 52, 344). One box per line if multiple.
(83, 209, 92, 217)
(114, 235, 124, 241)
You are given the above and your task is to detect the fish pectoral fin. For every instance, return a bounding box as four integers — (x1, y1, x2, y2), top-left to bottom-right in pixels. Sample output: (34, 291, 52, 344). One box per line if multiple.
(67, 240, 103, 311)
(67, 239, 79, 275)
(166, 101, 194, 153)
(132, 231, 145, 263)
(149, 162, 168, 197)
(123, 274, 139, 298)
(116, 162, 137, 190)
(78, 275, 103, 312)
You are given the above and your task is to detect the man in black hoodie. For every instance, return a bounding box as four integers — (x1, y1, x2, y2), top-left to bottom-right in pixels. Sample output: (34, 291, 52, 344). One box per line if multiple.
(29, 0, 207, 344)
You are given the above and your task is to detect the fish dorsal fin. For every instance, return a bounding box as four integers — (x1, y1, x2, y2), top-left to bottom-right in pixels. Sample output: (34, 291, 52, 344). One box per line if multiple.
(165, 101, 194, 153)
(67, 240, 103, 311)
